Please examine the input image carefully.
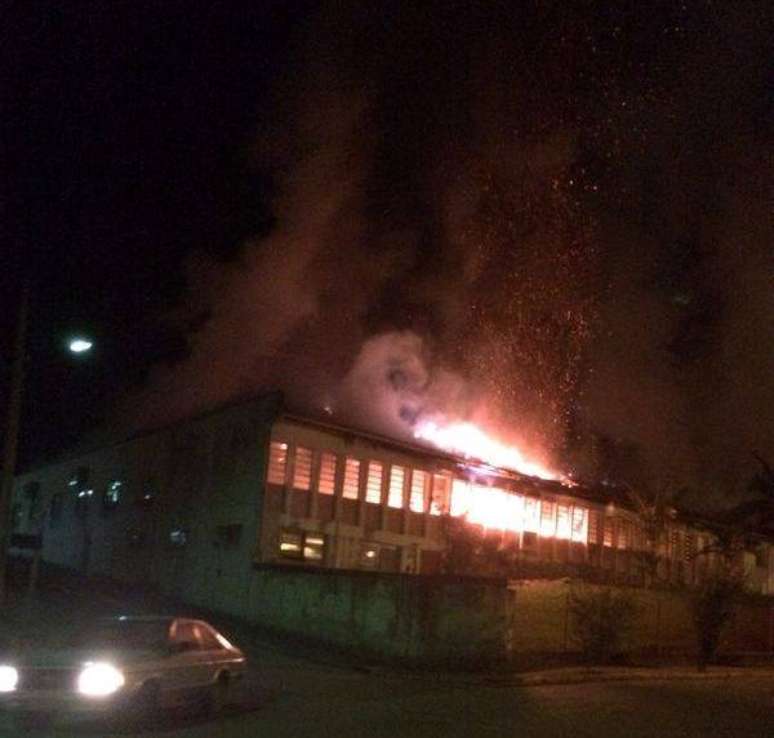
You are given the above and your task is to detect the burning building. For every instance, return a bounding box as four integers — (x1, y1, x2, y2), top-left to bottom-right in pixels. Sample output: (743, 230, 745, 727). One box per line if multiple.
(11, 392, 774, 597)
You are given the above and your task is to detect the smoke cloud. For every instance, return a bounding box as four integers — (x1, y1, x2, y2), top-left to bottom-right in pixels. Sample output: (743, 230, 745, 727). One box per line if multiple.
(124, 1, 772, 497)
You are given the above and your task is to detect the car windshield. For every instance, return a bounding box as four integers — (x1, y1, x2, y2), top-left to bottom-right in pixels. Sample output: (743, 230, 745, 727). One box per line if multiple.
(70, 620, 169, 652)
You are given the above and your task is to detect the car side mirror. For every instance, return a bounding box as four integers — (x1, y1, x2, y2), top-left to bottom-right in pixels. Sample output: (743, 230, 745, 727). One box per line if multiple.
(168, 640, 197, 655)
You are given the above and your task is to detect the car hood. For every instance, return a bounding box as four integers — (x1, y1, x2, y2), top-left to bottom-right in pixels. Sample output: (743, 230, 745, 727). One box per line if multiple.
(9, 647, 159, 669)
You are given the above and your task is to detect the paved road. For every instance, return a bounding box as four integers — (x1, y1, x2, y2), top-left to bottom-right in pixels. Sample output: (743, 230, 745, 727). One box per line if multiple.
(2, 578, 773, 738)
(3, 663, 773, 738)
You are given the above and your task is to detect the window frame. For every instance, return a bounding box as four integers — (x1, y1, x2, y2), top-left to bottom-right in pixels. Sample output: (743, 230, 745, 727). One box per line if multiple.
(317, 452, 337, 495)
(387, 465, 406, 509)
(342, 457, 361, 500)
(279, 528, 326, 564)
(267, 441, 289, 485)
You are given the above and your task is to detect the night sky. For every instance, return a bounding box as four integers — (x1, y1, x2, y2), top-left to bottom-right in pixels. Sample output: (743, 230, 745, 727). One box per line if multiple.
(2, 1, 772, 503)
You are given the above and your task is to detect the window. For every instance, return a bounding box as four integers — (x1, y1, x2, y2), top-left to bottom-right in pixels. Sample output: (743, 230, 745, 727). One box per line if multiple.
(670, 530, 682, 559)
(365, 461, 383, 504)
(603, 518, 614, 547)
(684, 533, 695, 562)
(303, 533, 325, 561)
(171, 621, 200, 649)
(317, 452, 337, 495)
(342, 457, 360, 499)
(409, 470, 427, 513)
(360, 542, 379, 568)
(522, 531, 538, 548)
(215, 524, 243, 549)
(556, 504, 571, 540)
(138, 480, 156, 508)
(279, 529, 325, 562)
(279, 530, 303, 558)
(103, 480, 122, 511)
(169, 528, 188, 546)
(451, 479, 470, 517)
(430, 474, 451, 515)
(388, 466, 405, 509)
(193, 622, 221, 651)
(292, 447, 313, 490)
(571, 506, 588, 543)
(540, 500, 556, 536)
(588, 510, 600, 544)
(617, 519, 630, 550)
(268, 442, 288, 485)
(523, 497, 541, 533)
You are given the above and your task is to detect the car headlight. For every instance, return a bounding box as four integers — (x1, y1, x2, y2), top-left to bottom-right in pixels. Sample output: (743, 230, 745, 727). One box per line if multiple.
(77, 662, 125, 697)
(0, 665, 18, 693)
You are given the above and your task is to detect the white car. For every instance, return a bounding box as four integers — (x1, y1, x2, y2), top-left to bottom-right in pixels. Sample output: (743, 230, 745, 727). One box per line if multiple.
(0, 615, 246, 719)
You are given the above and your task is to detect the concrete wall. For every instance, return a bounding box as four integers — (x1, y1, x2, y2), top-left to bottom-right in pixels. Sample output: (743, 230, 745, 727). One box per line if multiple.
(230, 566, 510, 664)
(507, 579, 774, 659)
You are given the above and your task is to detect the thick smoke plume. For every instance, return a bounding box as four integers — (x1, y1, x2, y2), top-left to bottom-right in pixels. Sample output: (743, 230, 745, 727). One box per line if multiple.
(125, 2, 772, 498)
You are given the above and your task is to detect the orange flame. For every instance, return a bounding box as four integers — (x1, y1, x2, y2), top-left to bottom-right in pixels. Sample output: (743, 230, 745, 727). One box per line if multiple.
(414, 419, 558, 481)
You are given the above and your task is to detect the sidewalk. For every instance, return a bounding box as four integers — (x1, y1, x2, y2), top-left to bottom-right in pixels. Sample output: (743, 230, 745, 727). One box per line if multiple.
(480, 664, 774, 687)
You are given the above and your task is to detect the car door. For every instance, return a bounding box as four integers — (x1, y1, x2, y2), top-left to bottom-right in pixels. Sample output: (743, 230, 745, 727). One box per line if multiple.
(191, 622, 230, 684)
(166, 619, 206, 696)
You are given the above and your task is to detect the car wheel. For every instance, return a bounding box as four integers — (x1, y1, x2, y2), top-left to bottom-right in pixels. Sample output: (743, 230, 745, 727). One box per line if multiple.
(206, 672, 231, 716)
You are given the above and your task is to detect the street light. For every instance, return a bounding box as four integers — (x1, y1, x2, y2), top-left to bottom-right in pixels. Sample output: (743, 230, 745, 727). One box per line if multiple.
(68, 338, 94, 354)
(0, 285, 96, 602)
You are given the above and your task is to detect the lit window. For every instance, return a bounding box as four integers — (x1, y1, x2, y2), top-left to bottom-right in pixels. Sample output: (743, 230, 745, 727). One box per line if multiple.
(318, 452, 336, 495)
(293, 447, 313, 490)
(684, 533, 695, 562)
(603, 518, 614, 547)
(556, 504, 571, 540)
(279, 530, 303, 558)
(430, 474, 451, 515)
(169, 528, 187, 546)
(540, 500, 556, 537)
(588, 510, 600, 544)
(571, 506, 588, 543)
(409, 470, 427, 513)
(360, 542, 379, 568)
(139, 481, 156, 507)
(618, 519, 630, 550)
(388, 466, 405, 509)
(279, 529, 324, 562)
(670, 530, 681, 559)
(523, 497, 541, 533)
(467, 485, 516, 530)
(633, 524, 645, 551)
(268, 442, 288, 485)
(342, 458, 360, 499)
(450, 479, 470, 517)
(365, 461, 383, 504)
(303, 534, 325, 561)
(103, 480, 122, 511)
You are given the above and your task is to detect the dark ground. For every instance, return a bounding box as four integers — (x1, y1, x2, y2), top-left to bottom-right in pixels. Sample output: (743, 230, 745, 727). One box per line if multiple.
(1, 563, 773, 737)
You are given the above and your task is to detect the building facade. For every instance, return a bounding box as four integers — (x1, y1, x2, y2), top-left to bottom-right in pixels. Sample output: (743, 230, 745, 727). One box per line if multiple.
(11, 394, 774, 601)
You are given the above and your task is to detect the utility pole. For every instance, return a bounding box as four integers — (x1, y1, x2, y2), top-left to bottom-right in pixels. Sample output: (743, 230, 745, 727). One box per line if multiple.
(0, 281, 29, 603)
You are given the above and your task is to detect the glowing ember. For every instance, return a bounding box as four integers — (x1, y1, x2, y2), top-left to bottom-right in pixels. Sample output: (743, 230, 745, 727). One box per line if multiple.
(414, 420, 558, 481)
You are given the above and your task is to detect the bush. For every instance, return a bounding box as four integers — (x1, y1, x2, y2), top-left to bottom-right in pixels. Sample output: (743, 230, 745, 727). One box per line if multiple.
(569, 586, 637, 663)
(692, 575, 743, 671)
